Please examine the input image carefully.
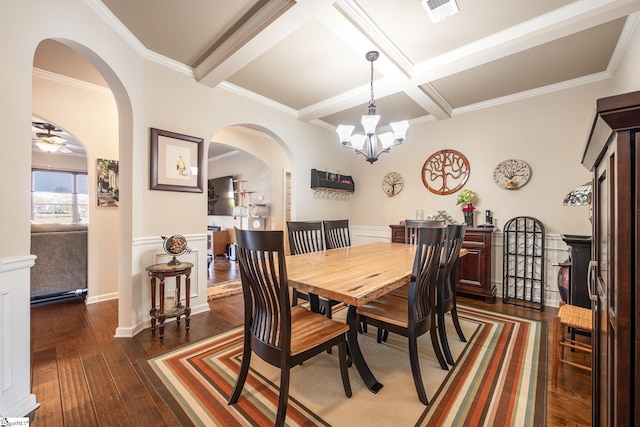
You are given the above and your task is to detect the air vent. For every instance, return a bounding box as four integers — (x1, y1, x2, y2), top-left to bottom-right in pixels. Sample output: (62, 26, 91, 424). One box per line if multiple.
(421, 0, 459, 23)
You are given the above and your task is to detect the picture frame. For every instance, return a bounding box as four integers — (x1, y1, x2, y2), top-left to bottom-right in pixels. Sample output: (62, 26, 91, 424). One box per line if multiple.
(97, 158, 119, 207)
(150, 128, 204, 192)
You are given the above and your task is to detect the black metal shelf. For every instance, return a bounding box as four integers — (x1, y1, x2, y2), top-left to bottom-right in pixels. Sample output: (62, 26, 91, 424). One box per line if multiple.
(310, 169, 355, 193)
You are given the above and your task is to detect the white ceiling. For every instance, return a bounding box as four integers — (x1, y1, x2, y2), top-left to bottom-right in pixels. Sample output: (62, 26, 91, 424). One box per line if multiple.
(32, 0, 640, 156)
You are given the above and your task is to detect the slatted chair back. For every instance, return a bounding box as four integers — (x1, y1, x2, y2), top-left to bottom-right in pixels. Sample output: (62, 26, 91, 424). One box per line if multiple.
(323, 219, 351, 249)
(409, 225, 448, 328)
(404, 219, 446, 244)
(235, 228, 291, 351)
(435, 224, 468, 365)
(287, 221, 324, 255)
(439, 224, 466, 309)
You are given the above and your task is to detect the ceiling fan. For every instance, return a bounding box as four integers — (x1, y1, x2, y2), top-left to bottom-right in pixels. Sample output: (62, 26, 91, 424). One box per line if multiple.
(32, 122, 72, 153)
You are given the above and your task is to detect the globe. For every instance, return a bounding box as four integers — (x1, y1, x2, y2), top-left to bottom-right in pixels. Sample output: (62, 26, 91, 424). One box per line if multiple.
(161, 234, 190, 265)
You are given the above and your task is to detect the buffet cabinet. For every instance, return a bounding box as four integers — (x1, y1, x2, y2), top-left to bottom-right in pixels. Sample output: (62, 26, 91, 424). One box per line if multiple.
(583, 90, 640, 426)
(390, 225, 494, 302)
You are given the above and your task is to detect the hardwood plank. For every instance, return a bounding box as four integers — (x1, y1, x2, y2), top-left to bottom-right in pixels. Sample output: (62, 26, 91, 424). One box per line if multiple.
(31, 348, 64, 427)
(56, 349, 98, 426)
(81, 349, 131, 425)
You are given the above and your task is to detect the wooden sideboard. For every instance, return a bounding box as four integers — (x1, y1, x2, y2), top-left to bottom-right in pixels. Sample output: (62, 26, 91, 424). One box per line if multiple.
(390, 224, 494, 302)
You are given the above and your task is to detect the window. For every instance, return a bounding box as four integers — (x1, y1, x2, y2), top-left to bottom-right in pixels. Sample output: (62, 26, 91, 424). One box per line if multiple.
(32, 169, 88, 224)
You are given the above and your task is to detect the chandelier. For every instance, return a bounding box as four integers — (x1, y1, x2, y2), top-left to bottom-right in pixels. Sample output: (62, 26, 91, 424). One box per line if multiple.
(336, 51, 409, 164)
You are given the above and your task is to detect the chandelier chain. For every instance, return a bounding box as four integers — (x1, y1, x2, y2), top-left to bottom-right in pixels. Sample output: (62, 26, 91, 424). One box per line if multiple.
(369, 57, 375, 109)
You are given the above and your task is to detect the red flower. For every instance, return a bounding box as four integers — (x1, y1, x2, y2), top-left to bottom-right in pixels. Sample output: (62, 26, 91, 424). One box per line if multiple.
(462, 205, 475, 212)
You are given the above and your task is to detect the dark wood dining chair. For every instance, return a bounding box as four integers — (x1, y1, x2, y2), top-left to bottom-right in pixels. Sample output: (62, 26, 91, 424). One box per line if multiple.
(286, 220, 341, 318)
(377, 219, 446, 340)
(385, 223, 468, 365)
(435, 224, 467, 365)
(356, 225, 448, 405)
(228, 228, 352, 426)
(323, 219, 351, 249)
(404, 219, 446, 244)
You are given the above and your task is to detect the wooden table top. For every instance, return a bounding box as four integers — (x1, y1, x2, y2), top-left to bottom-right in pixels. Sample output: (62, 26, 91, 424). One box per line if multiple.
(286, 242, 417, 306)
(286, 241, 468, 307)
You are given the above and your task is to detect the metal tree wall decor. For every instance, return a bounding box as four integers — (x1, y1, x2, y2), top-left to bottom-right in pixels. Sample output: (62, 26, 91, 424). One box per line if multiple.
(421, 149, 470, 195)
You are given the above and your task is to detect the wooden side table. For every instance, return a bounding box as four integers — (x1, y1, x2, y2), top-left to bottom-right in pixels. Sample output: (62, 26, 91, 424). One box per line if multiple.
(145, 261, 193, 340)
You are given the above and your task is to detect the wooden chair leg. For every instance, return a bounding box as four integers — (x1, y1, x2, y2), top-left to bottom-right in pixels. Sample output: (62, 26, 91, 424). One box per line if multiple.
(228, 335, 252, 404)
(438, 311, 455, 365)
(552, 315, 560, 387)
(338, 340, 352, 397)
(408, 334, 429, 405)
(451, 305, 467, 342)
(275, 366, 291, 426)
(430, 323, 449, 370)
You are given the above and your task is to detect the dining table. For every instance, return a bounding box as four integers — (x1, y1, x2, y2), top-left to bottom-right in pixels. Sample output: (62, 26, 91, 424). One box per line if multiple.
(285, 241, 419, 393)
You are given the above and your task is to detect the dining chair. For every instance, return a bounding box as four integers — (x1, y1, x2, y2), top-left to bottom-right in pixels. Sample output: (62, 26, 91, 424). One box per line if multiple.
(384, 223, 467, 365)
(404, 219, 446, 244)
(356, 225, 448, 405)
(286, 221, 341, 318)
(435, 224, 467, 365)
(228, 228, 352, 426)
(378, 219, 445, 340)
(323, 219, 351, 249)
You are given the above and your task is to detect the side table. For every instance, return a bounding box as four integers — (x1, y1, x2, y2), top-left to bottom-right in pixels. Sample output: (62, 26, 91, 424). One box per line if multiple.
(145, 261, 193, 340)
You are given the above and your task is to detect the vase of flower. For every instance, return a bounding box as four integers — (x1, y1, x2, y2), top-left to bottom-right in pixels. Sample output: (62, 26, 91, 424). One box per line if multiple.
(456, 189, 476, 227)
(462, 203, 475, 227)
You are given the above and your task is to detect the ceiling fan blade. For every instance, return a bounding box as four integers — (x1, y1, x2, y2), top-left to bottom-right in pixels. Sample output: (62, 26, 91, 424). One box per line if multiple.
(36, 132, 66, 143)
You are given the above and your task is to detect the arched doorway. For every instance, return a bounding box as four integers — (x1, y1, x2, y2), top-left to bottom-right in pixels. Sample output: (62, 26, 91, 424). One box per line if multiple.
(31, 38, 134, 334)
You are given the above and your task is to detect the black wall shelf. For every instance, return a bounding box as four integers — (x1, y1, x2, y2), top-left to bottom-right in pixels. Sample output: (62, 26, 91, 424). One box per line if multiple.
(310, 169, 355, 193)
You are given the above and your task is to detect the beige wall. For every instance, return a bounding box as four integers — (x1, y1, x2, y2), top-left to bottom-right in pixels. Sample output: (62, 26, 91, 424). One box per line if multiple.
(348, 81, 610, 235)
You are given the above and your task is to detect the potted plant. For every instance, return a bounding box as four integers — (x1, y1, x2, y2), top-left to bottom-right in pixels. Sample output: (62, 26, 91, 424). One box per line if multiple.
(456, 189, 475, 227)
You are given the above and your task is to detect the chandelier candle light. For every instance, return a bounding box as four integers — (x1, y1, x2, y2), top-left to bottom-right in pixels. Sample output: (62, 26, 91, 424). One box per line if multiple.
(336, 51, 409, 164)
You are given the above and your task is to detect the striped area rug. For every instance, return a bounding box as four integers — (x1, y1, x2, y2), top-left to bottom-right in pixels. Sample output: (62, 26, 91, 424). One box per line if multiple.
(206, 280, 242, 300)
(140, 305, 546, 426)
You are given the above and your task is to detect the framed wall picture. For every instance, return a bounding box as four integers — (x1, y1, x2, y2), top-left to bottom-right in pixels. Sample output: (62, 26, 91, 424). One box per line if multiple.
(150, 128, 204, 192)
(97, 158, 119, 207)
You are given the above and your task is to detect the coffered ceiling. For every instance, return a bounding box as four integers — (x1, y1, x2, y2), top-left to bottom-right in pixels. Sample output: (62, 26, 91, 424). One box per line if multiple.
(34, 0, 640, 137)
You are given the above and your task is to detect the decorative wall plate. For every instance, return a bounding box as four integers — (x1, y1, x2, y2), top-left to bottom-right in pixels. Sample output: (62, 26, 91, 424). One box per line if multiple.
(493, 159, 531, 189)
(422, 149, 470, 195)
(382, 172, 404, 197)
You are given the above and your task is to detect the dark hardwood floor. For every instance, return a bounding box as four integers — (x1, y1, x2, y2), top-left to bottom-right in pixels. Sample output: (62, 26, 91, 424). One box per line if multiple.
(30, 260, 591, 426)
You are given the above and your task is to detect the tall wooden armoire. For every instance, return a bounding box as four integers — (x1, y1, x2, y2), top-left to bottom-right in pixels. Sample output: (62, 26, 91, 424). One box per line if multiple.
(583, 90, 640, 426)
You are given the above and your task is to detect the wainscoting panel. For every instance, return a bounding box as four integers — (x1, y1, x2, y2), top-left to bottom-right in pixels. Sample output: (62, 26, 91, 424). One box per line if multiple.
(0, 256, 39, 417)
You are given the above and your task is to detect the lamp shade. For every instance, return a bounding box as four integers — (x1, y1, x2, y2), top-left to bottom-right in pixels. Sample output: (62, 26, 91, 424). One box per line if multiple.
(361, 115, 380, 135)
(336, 125, 355, 144)
(563, 182, 592, 206)
(390, 120, 409, 142)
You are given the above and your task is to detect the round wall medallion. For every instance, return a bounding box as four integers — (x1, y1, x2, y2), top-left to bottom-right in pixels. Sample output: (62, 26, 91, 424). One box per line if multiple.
(422, 149, 470, 195)
(493, 159, 531, 189)
(382, 172, 404, 197)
